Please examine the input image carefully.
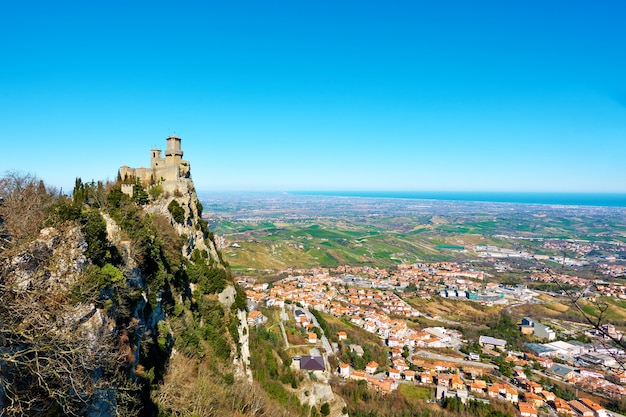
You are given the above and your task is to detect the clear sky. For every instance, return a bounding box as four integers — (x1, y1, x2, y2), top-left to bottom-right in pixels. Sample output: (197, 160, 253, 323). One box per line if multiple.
(1, 1, 625, 193)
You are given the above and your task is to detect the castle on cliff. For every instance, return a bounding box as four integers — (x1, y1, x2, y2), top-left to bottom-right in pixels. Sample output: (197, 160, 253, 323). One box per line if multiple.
(119, 135, 191, 196)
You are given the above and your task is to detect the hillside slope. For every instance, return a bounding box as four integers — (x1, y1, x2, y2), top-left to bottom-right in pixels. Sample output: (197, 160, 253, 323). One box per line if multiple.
(0, 172, 284, 417)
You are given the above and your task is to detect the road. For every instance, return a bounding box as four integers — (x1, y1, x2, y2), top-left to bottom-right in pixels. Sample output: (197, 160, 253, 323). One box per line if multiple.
(304, 306, 334, 354)
(279, 305, 290, 349)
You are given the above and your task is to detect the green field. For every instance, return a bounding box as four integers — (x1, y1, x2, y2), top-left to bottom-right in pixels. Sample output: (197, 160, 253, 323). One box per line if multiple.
(399, 385, 434, 401)
(204, 195, 626, 273)
(220, 220, 465, 271)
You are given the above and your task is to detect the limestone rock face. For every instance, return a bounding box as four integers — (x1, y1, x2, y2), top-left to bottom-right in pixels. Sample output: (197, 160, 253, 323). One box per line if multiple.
(143, 178, 222, 268)
(218, 284, 237, 309)
(235, 309, 253, 383)
(297, 382, 335, 407)
(4, 225, 88, 292)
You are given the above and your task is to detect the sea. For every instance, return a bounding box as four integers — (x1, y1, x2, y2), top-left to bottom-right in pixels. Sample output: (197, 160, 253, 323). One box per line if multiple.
(290, 191, 626, 208)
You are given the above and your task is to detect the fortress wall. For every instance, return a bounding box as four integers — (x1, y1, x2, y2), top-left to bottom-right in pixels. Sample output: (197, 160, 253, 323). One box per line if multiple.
(120, 137, 191, 188)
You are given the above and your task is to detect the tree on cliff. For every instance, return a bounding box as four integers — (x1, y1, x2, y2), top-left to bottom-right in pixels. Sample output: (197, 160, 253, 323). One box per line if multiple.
(0, 171, 57, 244)
(0, 173, 141, 416)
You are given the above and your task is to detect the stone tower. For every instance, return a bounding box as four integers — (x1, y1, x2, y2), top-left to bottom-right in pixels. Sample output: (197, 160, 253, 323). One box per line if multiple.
(165, 135, 183, 165)
(150, 148, 163, 169)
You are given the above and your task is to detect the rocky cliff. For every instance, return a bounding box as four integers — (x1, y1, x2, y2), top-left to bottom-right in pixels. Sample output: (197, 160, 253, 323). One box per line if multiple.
(0, 172, 249, 416)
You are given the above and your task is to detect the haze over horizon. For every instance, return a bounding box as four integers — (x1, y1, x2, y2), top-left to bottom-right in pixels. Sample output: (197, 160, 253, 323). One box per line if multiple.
(2, 1, 625, 193)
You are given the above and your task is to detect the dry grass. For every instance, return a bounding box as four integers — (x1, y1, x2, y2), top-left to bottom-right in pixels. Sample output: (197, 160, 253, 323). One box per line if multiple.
(154, 353, 295, 417)
(407, 297, 503, 322)
(512, 301, 571, 318)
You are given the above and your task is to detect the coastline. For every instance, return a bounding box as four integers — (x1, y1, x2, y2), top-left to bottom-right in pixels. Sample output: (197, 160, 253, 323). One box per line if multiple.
(289, 191, 626, 208)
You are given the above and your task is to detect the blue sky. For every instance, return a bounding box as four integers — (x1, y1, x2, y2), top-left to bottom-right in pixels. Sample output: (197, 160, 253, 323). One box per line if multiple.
(1, 1, 625, 193)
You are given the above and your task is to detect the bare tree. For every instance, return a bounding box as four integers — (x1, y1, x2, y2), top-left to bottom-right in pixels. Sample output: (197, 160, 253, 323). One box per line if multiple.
(0, 278, 137, 415)
(0, 171, 57, 245)
(0, 172, 142, 416)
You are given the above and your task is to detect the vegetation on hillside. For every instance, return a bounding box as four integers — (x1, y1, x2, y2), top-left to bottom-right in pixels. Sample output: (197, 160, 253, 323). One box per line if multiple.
(0, 172, 252, 417)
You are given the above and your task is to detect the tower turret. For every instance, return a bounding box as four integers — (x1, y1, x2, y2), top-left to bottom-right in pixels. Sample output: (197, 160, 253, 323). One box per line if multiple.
(165, 135, 183, 164)
(150, 148, 163, 169)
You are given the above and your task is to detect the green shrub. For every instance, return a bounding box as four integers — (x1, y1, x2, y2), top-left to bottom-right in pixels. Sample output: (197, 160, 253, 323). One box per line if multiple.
(223, 373, 234, 385)
(157, 320, 170, 352)
(70, 263, 123, 302)
(187, 263, 228, 294)
(231, 284, 248, 312)
(149, 185, 163, 199)
(133, 183, 149, 205)
(46, 198, 82, 224)
(81, 209, 111, 266)
(167, 200, 185, 224)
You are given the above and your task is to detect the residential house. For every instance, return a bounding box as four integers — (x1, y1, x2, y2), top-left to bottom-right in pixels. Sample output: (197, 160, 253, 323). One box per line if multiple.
(387, 337, 401, 348)
(521, 380, 543, 394)
(364, 320, 377, 333)
(504, 386, 519, 403)
(339, 363, 350, 378)
(579, 369, 605, 380)
(523, 392, 544, 409)
(366, 361, 379, 375)
(419, 372, 433, 384)
(390, 348, 402, 359)
(451, 375, 464, 391)
(551, 397, 575, 415)
(296, 356, 325, 373)
(487, 384, 501, 399)
(392, 359, 408, 372)
(518, 402, 538, 417)
(568, 400, 594, 417)
(488, 384, 518, 402)
(433, 361, 451, 372)
(388, 368, 401, 380)
(469, 380, 486, 393)
(541, 391, 556, 403)
(610, 371, 626, 384)
(349, 370, 367, 381)
(579, 398, 609, 417)
(247, 310, 267, 326)
(368, 377, 398, 394)
(436, 374, 453, 388)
